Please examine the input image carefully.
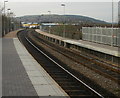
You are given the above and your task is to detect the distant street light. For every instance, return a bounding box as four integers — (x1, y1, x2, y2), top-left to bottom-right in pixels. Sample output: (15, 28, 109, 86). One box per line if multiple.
(48, 11, 51, 15)
(48, 11, 51, 33)
(4, 1, 8, 15)
(111, 0, 114, 46)
(7, 8, 10, 16)
(118, 1, 120, 27)
(61, 3, 66, 38)
(7, 8, 11, 32)
(3, 0, 8, 35)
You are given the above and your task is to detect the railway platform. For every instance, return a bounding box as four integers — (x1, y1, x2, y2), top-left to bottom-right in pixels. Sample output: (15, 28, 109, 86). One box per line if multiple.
(36, 29, 119, 57)
(36, 29, 119, 64)
(2, 30, 68, 97)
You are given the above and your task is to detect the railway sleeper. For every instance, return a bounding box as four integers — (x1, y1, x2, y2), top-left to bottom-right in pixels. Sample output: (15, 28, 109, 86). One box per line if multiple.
(66, 90, 92, 95)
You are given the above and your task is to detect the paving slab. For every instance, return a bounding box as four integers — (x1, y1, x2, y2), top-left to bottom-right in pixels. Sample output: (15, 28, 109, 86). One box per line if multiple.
(2, 37, 68, 97)
(13, 38, 68, 97)
(2, 38, 38, 96)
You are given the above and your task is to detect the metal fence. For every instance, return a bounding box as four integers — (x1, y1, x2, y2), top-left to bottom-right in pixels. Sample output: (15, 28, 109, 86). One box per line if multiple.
(82, 27, 120, 46)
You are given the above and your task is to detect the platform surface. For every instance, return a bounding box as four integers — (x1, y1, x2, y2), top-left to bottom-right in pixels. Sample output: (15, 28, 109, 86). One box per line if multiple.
(2, 38, 37, 96)
(2, 37, 68, 97)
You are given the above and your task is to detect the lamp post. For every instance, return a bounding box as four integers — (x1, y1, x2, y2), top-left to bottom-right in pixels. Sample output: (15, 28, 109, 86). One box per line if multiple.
(10, 13, 16, 30)
(4, 1, 8, 15)
(7, 8, 10, 15)
(48, 11, 51, 33)
(111, 0, 114, 63)
(118, 1, 120, 49)
(48, 11, 51, 15)
(3, 0, 8, 35)
(61, 4, 66, 38)
(111, 0, 114, 46)
(7, 8, 11, 32)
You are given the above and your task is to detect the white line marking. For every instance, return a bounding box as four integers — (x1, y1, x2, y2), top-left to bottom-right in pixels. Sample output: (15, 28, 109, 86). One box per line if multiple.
(25, 37, 104, 98)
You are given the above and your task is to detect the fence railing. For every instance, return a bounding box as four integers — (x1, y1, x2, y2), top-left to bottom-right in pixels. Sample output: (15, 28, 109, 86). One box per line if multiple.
(2, 15, 21, 37)
(82, 27, 120, 46)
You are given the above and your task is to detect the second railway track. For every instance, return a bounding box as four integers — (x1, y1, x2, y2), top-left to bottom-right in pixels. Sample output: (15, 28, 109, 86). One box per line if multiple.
(28, 29, 120, 84)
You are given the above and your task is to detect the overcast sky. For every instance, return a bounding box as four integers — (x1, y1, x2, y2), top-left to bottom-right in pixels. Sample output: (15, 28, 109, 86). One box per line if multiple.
(0, 0, 119, 23)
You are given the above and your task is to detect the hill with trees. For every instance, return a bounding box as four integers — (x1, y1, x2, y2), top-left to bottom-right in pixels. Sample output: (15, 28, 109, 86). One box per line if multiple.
(16, 14, 109, 25)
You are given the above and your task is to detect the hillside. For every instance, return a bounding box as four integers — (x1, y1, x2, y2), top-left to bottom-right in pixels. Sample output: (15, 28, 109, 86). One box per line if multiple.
(16, 14, 108, 24)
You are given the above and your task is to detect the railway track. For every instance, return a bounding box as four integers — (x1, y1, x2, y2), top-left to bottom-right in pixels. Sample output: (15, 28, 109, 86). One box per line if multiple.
(17, 30, 107, 97)
(28, 29, 120, 84)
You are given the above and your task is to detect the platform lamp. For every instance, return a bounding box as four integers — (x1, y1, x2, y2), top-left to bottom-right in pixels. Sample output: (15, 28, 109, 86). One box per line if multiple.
(4, 1, 8, 15)
(48, 11, 51, 33)
(111, 0, 114, 46)
(111, 0, 114, 63)
(7, 8, 11, 32)
(61, 3, 66, 38)
(7, 8, 10, 15)
(9, 12, 14, 31)
(3, 0, 8, 35)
